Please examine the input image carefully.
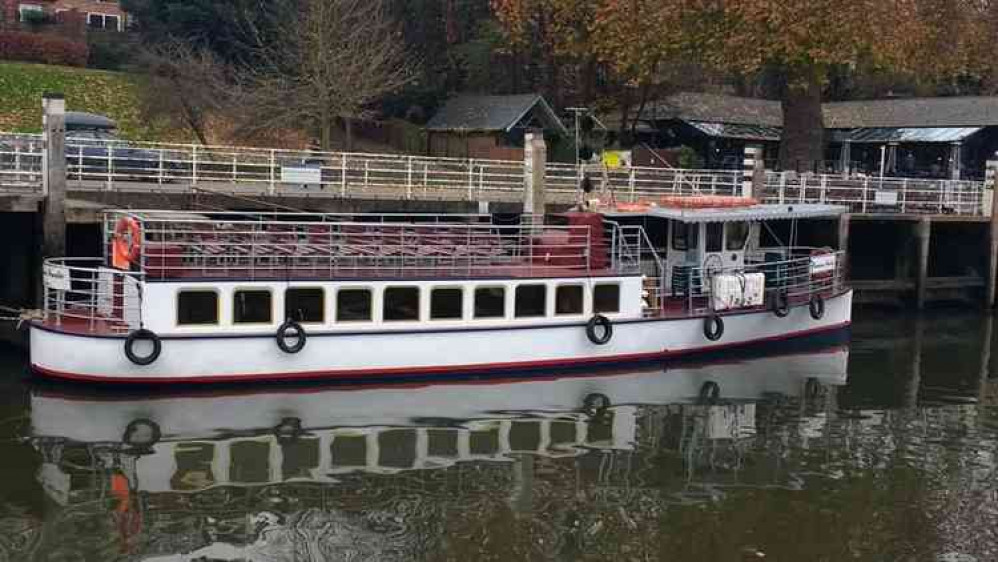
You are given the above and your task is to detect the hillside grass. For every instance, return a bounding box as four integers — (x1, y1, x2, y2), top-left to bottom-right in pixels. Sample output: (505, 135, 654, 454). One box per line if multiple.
(0, 61, 173, 140)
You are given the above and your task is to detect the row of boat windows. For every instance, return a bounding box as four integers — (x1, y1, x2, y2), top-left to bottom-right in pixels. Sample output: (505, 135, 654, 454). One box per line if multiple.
(176, 283, 622, 326)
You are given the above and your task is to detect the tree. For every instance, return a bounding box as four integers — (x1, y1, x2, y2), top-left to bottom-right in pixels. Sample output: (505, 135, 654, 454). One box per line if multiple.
(136, 40, 232, 144)
(232, 0, 415, 150)
(682, 0, 980, 170)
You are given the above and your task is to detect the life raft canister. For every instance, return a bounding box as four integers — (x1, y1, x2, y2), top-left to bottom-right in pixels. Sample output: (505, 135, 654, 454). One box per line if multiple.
(113, 216, 142, 269)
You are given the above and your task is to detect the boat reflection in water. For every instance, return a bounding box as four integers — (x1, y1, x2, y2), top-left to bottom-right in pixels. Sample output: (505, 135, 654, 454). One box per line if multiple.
(24, 344, 848, 561)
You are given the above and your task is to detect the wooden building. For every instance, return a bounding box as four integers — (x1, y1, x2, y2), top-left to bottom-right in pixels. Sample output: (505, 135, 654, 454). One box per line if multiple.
(616, 92, 998, 179)
(425, 94, 569, 160)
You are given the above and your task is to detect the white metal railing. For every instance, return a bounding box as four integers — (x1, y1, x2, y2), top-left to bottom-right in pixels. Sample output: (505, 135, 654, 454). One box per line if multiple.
(669, 248, 848, 315)
(0, 133, 43, 191)
(41, 257, 143, 333)
(3, 131, 988, 216)
(547, 162, 741, 200)
(764, 171, 987, 216)
(102, 210, 639, 280)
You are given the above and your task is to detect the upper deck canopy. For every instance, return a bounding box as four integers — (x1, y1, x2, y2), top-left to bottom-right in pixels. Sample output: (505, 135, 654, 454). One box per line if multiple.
(604, 203, 847, 224)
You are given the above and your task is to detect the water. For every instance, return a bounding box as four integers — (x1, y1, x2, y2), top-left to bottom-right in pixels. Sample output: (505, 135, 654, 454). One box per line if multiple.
(0, 310, 996, 562)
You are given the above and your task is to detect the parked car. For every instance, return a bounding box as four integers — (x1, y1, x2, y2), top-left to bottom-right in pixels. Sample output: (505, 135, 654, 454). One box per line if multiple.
(64, 112, 170, 181)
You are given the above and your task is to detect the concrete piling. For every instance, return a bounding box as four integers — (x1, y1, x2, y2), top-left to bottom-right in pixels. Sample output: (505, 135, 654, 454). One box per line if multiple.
(915, 217, 932, 310)
(986, 159, 998, 308)
(523, 131, 546, 216)
(41, 93, 67, 260)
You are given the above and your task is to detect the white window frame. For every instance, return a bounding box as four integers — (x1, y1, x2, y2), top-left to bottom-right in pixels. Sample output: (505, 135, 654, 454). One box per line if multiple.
(86, 12, 122, 31)
(18, 4, 44, 22)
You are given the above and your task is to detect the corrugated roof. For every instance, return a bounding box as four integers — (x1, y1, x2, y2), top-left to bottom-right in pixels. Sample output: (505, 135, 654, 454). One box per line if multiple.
(832, 127, 983, 144)
(686, 121, 783, 141)
(426, 94, 569, 135)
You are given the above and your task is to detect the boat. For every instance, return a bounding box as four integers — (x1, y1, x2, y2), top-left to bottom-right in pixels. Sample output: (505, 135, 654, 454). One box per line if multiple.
(28, 200, 852, 384)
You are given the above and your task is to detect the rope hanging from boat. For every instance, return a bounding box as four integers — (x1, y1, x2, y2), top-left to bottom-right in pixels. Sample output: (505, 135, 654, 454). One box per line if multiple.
(0, 304, 43, 328)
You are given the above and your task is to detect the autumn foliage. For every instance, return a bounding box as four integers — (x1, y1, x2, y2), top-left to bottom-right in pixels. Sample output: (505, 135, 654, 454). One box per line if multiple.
(0, 31, 88, 68)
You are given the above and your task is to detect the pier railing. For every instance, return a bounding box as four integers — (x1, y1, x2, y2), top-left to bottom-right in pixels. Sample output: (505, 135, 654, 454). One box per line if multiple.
(103, 210, 640, 280)
(2, 131, 988, 215)
(41, 257, 143, 333)
(763, 171, 986, 216)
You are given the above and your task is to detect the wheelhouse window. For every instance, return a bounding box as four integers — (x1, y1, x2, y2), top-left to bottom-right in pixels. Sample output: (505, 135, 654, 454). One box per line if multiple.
(384, 287, 420, 322)
(234, 290, 272, 324)
(430, 288, 463, 320)
(474, 287, 505, 319)
(706, 223, 723, 253)
(177, 291, 218, 326)
(337, 289, 372, 322)
(726, 222, 750, 251)
(555, 285, 584, 315)
(515, 284, 547, 318)
(672, 222, 698, 251)
(285, 288, 324, 323)
(593, 284, 620, 314)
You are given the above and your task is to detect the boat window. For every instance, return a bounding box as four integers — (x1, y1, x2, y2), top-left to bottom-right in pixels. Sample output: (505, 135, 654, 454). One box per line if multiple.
(706, 223, 723, 253)
(337, 289, 372, 322)
(233, 290, 272, 324)
(671, 221, 687, 251)
(474, 287, 506, 319)
(593, 284, 620, 313)
(285, 288, 324, 323)
(673, 222, 699, 251)
(431, 288, 463, 320)
(555, 285, 584, 315)
(177, 291, 218, 326)
(726, 222, 750, 251)
(515, 285, 547, 318)
(384, 287, 420, 322)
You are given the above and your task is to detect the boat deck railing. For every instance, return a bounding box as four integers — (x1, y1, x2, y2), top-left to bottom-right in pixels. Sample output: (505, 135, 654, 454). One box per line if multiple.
(41, 258, 144, 333)
(664, 247, 848, 316)
(103, 210, 642, 281)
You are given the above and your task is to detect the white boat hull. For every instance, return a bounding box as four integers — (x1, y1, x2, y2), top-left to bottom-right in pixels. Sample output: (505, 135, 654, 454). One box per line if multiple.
(29, 291, 852, 384)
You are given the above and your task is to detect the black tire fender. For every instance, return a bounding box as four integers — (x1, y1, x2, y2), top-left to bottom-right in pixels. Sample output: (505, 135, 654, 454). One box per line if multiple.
(586, 314, 613, 345)
(809, 294, 825, 320)
(123, 418, 162, 449)
(699, 381, 721, 405)
(773, 290, 790, 318)
(703, 314, 724, 341)
(277, 320, 307, 354)
(124, 329, 161, 366)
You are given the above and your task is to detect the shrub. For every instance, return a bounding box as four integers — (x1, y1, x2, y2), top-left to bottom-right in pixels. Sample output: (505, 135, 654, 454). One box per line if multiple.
(0, 31, 88, 67)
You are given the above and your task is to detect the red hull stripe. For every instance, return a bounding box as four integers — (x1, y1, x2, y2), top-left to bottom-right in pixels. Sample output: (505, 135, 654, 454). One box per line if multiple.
(31, 322, 850, 385)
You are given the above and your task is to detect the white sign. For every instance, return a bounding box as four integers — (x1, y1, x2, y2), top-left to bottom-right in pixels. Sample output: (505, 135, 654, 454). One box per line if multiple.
(43, 263, 71, 291)
(810, 253, 837, 275)
(874, 190, 898, 205)
(281, 166, 322, 185)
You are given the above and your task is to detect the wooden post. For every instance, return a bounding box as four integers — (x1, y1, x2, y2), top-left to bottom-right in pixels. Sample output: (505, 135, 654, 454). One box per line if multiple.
(915, 217, 931, 310)
(986, 159, 998, 308)
(742, 145, 761, 198)
(523, 130, 547, 217)
(41, 93, 66, 261)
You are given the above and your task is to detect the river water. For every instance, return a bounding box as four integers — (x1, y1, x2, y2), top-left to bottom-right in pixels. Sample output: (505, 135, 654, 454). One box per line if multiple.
(0, 310, 996, 561)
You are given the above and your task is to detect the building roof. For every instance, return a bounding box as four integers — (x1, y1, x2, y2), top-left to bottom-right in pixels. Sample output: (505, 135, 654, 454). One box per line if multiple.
(426, 94, 569, 136)
(685, 121, 783, 142)
(643, 92, 784, 127)
(624, 92, 998, 135)
(824, 97, 998, 128)
(830, 127, 983, 144)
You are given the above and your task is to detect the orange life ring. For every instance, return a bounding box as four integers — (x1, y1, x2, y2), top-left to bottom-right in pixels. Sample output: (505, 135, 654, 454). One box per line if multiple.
(113, 217, 141, 269)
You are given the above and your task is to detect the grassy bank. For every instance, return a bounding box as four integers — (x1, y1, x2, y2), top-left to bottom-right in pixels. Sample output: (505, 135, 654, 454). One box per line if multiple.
(0, 61, 171, 140)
